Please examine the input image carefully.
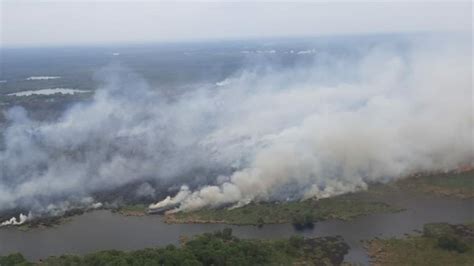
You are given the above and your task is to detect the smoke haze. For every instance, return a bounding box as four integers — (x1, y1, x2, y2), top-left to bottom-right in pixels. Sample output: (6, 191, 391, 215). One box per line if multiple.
(0, 34, 472, 216)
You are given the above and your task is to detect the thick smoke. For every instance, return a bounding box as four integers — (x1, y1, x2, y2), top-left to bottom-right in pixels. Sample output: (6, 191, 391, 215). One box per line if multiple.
(0, 35, 472, 216)
(0, 213, 31, 226)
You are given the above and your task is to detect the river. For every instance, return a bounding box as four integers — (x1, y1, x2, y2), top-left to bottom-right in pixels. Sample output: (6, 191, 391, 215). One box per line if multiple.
(0, 194, 472, 265)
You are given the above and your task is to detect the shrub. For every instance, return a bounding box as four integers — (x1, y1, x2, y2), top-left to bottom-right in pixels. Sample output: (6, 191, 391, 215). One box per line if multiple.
(222, 228, 233, 240)
(0, 253, 31, 266)
(437, 236, 469, 253)
(289, 235, 304, 248)
(257, 217, 264, 228)
(292, 212, 314, 230)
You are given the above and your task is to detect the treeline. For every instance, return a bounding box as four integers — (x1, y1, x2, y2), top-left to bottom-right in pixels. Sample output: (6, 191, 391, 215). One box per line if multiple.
(0, 229, 349, 266)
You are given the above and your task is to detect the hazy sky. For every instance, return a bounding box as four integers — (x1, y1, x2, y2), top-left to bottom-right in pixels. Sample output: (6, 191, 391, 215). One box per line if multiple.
(1, 1, 472, 47)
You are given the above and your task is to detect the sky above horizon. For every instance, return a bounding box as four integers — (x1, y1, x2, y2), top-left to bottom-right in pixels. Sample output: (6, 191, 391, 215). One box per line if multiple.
(1, 1, 472, 47)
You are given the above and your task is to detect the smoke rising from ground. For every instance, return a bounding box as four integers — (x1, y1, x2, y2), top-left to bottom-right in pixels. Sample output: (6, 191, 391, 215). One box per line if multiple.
(0, 35, 472, 216)
(0, 213, 31, 226)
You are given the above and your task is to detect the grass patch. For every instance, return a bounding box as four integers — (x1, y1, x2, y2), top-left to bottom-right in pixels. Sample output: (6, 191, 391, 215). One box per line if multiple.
(166, 192, 402, 225)
(114, 204, 148, 216)
(367, 223, 474, 266)
(395, 170, 474, 198)
(165, 170, 473, 225)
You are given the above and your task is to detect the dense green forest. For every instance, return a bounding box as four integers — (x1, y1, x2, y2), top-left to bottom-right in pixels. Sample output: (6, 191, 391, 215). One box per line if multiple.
(0, 229, 349, 266)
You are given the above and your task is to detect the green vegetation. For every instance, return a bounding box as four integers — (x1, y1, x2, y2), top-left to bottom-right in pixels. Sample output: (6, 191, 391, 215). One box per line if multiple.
(0, 253, 31, 266)
(8, 209, 87, 231)
(437, 235, 470, 253)
(291, 212, 315, 230)
(5, 204, 148, 231)
(367, 223, 474, 266)
(5, 170, 470, 229)
(165, 171, 473, 226)
(166, 192, 402, 225)
(114, 204, 148, 216)
(394, 170, 474, 199)
(0, 230, 349, 266)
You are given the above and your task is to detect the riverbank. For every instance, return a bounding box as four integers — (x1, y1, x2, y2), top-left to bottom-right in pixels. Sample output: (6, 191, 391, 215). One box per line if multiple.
(164, 170, 473, 225)
(366, 222, 474, 265)
(9, 208, 88, 231)
(1, 170, 471, 231)
(394, 170, 474, 199)
(1, 194, 472, 264)
(113, 204, 148, 216)
(0, 229, 349, 266)
(165, 194, 402, 226)
(0, 205, 148, 231)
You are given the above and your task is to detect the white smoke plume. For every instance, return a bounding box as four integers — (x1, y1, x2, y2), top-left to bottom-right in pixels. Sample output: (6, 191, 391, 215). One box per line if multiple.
(152, 35, 473, 212)
(0, 34, 472, 216)
(0, 213, 32, 226)
(149, 186, 191, 210)
(91, 202, 103, 209)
